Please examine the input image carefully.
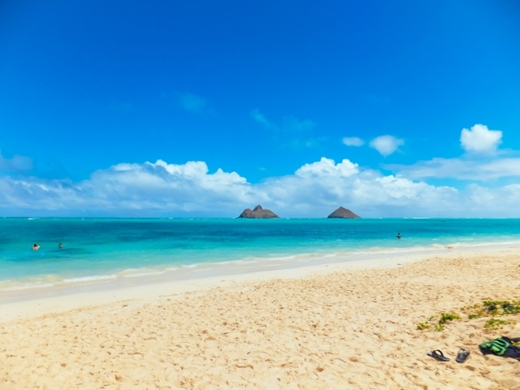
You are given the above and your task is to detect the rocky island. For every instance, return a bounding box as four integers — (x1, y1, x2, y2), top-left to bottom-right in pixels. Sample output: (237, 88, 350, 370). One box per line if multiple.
(238, 205, 279, 219)
(327, 206, 361, 219)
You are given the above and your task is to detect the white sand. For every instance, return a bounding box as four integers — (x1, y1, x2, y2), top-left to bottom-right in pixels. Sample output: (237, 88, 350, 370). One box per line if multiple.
(1, 247, 519, 389)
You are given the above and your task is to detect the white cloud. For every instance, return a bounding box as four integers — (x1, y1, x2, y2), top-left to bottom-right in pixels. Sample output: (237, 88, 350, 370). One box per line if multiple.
(295, 157, 359, 178)
(369, 135, 404, 156)
(387, 157, 520, 180)
(385, 124, 513, 180)
(460, 124, 502, 154)
(342, 137, 365, 147)
(255, 160, 459, 217)
(2, 156, 520, 217)
(3, 124, 519, 217)
(179, 94, 207, 113)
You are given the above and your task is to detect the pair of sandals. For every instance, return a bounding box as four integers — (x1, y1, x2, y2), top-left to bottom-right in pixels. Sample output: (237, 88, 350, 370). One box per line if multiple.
(427, 349, 470, 363)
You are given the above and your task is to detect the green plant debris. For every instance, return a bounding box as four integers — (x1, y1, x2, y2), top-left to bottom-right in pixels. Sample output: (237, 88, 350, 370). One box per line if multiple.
(461, 303, 480, 311)
(468, 311, 483, 320)
(438, 312, 461, 325)
(484, 318, 516, 330)
(418, 299, 519, 332)
(463, 300, 519, 318)
(434, 324, 445, 332)
(502, 303, 519, 315)
(417, 312, 460, 332)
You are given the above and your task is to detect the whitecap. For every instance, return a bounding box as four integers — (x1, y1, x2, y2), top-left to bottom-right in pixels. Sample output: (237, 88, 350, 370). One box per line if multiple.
(3, 282, 55, 291)
(122, 271, 165, 278)
(63, 274, 117, 283)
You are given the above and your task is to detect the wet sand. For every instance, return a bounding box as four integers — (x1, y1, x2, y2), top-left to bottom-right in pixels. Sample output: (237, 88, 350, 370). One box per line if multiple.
(1, 248, 519, 389)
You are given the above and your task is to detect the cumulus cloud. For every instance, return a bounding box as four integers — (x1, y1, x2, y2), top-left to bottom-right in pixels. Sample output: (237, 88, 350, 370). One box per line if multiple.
(0, 160, 258, 216)
(342, 137, 365, 147)
(295, 157, 359, 178)
(2, 156, 520, 218)
(369, 135, 404, 156)
(460, 124, 502, 154)
(179, 94, 207, 113)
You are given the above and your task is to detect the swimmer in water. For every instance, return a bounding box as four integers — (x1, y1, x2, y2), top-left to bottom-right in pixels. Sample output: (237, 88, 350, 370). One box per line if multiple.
(32, 243, 40, 251)
(396, 233, 401, 239)
(59, 243, 63, 249)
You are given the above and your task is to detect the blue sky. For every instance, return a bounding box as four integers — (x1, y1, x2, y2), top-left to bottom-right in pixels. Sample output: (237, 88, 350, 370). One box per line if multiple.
(1, 1, 520, 217)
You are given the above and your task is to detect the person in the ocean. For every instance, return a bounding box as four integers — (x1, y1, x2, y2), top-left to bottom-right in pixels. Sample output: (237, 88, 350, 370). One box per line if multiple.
(32, 243, 40, 251)
(59, 243, 63, 249)
(396, 233, 401, 239)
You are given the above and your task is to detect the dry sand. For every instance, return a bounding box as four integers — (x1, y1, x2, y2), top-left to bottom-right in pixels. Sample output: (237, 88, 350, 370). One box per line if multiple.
(0, 248, 519, 389)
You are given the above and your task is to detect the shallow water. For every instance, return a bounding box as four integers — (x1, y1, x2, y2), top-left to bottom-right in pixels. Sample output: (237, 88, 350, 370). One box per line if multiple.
(1, 218, 519, 289)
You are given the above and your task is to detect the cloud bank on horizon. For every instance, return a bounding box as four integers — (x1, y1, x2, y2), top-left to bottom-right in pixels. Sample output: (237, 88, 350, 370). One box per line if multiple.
(1, 124, 520, 218)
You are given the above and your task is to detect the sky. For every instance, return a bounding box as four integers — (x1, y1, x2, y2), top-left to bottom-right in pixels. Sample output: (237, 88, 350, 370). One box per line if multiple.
(1, 0, 520, 217)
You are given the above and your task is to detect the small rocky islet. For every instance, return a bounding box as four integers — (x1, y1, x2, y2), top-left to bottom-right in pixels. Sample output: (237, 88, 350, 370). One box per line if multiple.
(327, 206, 361, 219)
(238, 205, 279, 219)
(237, 205, 361, 219)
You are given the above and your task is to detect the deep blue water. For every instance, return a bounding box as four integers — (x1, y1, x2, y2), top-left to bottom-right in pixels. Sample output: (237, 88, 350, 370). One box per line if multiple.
(1, 218, 519, 288)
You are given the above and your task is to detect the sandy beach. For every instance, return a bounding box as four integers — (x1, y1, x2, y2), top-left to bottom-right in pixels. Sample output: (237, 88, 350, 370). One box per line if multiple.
(1, 247, 519, 389)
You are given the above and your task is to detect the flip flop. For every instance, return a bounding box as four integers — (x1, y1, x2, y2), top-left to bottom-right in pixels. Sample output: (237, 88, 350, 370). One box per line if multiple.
(427, 350, 450, 362)
(455, 349, 470, 363)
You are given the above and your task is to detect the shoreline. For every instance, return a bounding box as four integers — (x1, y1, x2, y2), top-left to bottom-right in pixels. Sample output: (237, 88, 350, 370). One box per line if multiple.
(1, 243, 518, 322)
(0, 248, 431, 322)
(3, 238, 520, 289)
(3, 238, 520, 294)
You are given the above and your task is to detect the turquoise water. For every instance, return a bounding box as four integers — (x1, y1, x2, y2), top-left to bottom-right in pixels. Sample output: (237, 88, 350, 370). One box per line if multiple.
(1, 218, 520, 289)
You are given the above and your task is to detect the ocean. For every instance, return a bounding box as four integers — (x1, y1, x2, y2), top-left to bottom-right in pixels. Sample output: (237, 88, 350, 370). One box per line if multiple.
(1, 218, 519, 291)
